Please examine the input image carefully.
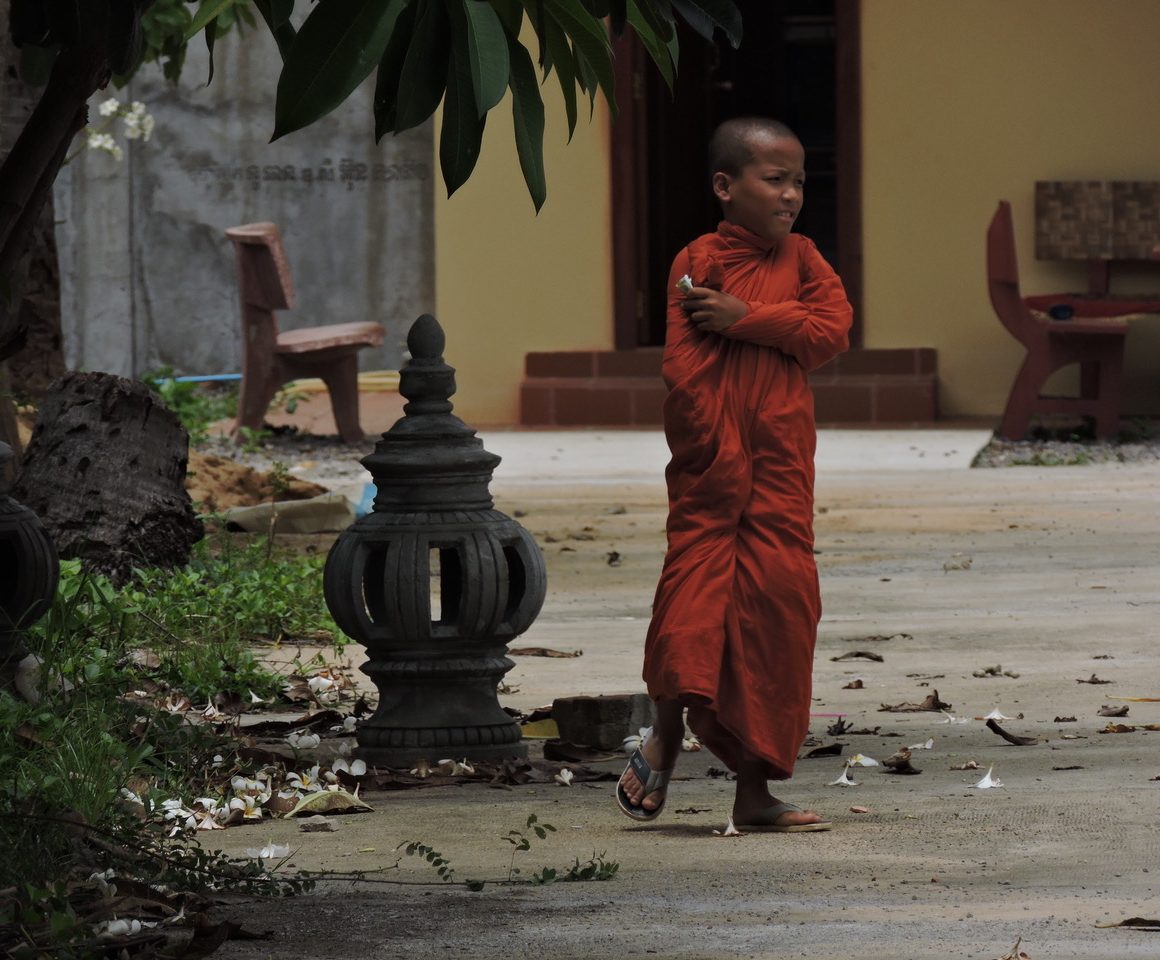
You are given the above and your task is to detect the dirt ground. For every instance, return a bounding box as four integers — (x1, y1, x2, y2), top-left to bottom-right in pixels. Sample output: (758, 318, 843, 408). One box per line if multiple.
(200, 449, 1160, 960)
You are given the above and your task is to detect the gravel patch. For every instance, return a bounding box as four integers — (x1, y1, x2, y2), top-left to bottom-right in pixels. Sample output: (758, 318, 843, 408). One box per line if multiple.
(196, 433, 374, 486)
(972, 436, 1160, 467)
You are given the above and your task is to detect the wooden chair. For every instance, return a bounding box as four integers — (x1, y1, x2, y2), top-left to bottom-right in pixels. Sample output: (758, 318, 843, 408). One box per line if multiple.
(987, 201, 1128, 440)
(225, 222, 385, 443)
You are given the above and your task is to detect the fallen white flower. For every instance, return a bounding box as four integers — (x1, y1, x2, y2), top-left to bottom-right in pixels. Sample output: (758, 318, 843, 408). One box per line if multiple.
(436, 758, 474, 776)
(249, 690, 265, 704)
(622, 725, 652, 755)
(330, 757, 367, 778)
(908, 738, 935, 751)
(95, 917, 154, 938)
(712, 816, 743, 837)
(980, 708, 1016, 721)
(554, 768, 575, 786)
(286, 732, 321, 750)
(228, 794, 264, 820)
(681, 734, 703, 752)
(285, 765, 325, 793)
(244, 843, 290, 862)
(829, 766, 859, 787)
(973, 766, 1003, 789)
(307, 676, 336, 694)
(939, 711, 969, 725)
(847, 753, 879, 767)
(343, 715, 357, 732)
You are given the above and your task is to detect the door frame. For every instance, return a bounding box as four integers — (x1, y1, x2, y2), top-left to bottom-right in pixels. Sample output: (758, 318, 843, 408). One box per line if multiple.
(611, 0, 863, 349)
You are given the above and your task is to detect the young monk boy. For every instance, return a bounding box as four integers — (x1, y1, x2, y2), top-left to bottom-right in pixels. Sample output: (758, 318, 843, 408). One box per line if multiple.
(616, 117, 852, 830)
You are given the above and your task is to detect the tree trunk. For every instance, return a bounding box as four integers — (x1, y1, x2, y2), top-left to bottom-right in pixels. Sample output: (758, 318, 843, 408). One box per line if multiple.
(13, 371, 203, 583)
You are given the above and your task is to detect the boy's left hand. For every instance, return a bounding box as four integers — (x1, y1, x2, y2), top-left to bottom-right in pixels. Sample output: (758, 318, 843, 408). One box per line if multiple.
(680, 287, 748, 332)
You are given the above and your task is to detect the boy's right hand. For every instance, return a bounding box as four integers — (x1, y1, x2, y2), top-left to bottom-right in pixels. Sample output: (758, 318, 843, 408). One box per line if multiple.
(680, 286, 748, 333)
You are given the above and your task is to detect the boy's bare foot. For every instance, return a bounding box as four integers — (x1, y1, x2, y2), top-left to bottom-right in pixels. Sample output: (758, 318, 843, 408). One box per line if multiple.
(732, 796, 828, 830)
(618, 716, 683, 812)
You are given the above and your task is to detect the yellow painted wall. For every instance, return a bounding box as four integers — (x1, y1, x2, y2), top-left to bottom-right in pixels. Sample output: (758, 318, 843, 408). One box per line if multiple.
(862, 0, 1160, 418)
(433, 84, 613, 425)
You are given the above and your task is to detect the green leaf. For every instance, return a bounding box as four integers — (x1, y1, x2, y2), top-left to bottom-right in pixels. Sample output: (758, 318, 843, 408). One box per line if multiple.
(204, 17, 218, 84)
(463, 0, 510, 115)
(628, 0, 674, 44)
(184, 0, 237, 41)
(374, 0, 420, 138)
(490, 0, 524, 35)
(441, 1, 488, 194)
(670, 0, 741, 48)
(253, 0, 297, 60)
(541, 16, 577, 139)
(506, 30, 546, 210)
(627, 0, 673, 89)
(543, 0, 616, 116)
(394, 0, 453, 133)
(273, 0, 405, 141)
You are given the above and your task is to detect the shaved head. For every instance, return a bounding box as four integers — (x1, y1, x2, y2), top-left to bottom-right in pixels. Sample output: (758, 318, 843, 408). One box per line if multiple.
(709, 117, 800, 177)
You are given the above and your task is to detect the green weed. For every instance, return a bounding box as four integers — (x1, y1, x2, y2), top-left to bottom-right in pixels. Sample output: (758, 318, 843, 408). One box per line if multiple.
(145, 368, 237, 445)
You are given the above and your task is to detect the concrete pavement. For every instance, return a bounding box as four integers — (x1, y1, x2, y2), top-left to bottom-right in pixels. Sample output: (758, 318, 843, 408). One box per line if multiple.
(207, 428, 1160, 960)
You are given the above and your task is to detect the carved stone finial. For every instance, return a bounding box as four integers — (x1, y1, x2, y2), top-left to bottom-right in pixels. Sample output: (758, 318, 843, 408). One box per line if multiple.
(407, 313, 446, 361)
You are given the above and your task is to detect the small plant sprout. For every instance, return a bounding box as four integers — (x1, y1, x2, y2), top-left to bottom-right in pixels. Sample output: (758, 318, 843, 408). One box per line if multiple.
(829, 765, 859, 787)
(973, 766, 1004, 789)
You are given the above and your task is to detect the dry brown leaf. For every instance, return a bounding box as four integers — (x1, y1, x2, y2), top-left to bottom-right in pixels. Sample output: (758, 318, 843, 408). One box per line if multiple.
(1094, 916, 1160, 930)
(284, 789, 372, 818)
(1099, 723, 1137, 734)
(878, 689, 951, 713)
(842, 679, 865, 689)
(507, 647, 583, 658)
(1077, 674, 1113, 684)
(882, 748, 922, 775)
(832, 650, 884, 662)
(986, 719, 1038, 746)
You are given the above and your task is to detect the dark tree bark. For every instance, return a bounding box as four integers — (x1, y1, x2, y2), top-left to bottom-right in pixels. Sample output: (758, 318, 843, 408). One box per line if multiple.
(13, 371, 203, 583)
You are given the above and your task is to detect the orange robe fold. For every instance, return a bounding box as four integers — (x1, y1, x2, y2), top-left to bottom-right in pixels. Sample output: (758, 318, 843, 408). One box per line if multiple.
(642, 221, 852, 780)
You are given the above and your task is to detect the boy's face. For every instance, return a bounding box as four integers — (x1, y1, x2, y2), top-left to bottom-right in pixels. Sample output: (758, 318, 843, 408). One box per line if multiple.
(712, 135, 805, 243)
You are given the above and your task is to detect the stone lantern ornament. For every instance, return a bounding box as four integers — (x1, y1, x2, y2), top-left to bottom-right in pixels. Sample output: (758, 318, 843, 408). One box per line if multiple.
(324, 315, 547, 766)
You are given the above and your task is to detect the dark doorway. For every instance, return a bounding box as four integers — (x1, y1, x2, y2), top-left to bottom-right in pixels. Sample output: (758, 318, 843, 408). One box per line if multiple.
(611, 0, 861, 349)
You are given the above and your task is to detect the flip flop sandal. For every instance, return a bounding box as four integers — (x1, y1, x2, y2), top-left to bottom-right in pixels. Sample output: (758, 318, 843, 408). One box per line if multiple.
(615, 746, 673, 822)
(734, 801, 832, 833)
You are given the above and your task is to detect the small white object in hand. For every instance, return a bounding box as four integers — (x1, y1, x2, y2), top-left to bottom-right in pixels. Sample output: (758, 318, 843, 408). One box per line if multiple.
(973, 766, 1003, 789)
(676, 274, 694, 294)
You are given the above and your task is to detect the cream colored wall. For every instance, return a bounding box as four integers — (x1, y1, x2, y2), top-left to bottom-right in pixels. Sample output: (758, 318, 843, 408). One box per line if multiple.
(862, 0, 1160, 418)
(433, 87, 613, 425)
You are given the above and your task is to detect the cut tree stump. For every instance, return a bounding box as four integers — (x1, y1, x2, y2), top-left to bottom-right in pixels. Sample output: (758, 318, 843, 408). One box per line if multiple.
(14, 372, 203, 583)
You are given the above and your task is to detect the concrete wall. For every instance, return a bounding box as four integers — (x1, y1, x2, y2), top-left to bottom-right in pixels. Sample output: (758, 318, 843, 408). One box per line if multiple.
(57, 26, 433, 380)
(862, 0, 1160, 418)
(433, 89, 613, 425)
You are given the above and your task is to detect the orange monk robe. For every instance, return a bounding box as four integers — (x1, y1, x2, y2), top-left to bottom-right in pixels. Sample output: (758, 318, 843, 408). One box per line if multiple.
(642, 221, 852, 780)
